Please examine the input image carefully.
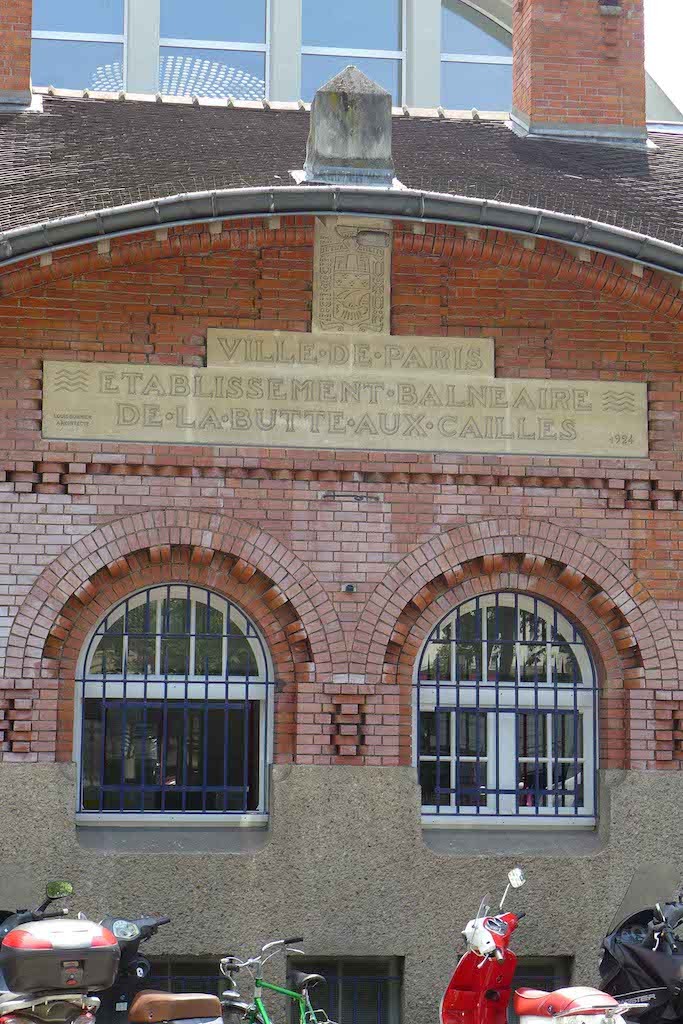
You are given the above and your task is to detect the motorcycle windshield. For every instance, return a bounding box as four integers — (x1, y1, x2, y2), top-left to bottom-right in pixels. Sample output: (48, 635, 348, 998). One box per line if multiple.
(476, 894, 491, 922)
(609, 864, 682, 934)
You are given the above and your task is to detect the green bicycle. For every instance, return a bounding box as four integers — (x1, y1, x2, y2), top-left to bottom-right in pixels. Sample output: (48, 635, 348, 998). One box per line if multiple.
(219, 937, 335, 1024)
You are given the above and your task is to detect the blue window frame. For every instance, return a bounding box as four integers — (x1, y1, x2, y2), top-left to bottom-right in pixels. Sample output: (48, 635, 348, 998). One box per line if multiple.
(78, 585, 275, 819)
(415, 593, 598, 824)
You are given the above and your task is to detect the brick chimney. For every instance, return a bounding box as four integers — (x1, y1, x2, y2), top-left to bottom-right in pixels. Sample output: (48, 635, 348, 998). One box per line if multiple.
(511, 0, 647, 146)
(0, 0, 33, 109)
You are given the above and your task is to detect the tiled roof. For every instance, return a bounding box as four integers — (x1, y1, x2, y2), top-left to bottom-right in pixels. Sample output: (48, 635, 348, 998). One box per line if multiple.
(0, 95, 681, 246)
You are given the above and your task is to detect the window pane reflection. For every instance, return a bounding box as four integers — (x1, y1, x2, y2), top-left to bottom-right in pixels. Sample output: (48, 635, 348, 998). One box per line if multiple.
(31, 39, 124, 91)
(33, 0, 124, 34)
(81, 698, 260, 813)
(441, 61, 512, 111)
(442, 1, 511, 56)
(303, 0, 401, 50)
(160, 0, 266, 44)
(159, 48, 266, 99)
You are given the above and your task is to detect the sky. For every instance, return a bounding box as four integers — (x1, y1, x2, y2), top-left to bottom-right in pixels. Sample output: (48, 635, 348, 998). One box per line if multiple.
(645, 0, 683, 114)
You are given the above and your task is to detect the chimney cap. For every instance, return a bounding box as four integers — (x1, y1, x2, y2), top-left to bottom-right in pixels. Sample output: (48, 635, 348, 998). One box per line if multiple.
(303, 65, 395, 187)
(315, 64, 392, 98)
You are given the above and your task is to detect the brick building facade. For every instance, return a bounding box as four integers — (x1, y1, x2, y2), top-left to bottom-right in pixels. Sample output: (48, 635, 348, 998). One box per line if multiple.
(0, 1, 682, 1021)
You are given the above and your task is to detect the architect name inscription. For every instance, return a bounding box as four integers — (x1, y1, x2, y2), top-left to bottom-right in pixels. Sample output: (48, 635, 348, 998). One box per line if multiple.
(43, 361, 648, 457)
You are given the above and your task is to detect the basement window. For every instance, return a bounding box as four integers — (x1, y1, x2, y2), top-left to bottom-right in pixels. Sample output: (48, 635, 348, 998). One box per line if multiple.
(508, 959, 572, 1024)
(288, 958, 403, 1024)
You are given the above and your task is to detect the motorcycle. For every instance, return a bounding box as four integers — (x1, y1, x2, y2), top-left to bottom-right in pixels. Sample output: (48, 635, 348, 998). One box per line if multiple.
(600, 864, 683, 1024)
(0, 882, 104, 1024)
(93, 911, 222, 1024)
(440, 867, 633, 1024)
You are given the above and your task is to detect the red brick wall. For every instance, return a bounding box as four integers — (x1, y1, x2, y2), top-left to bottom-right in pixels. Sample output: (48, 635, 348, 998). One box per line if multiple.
(0, 216, 681, 771)
(0, 0, 32, 99)
(512, 0, 646, 132)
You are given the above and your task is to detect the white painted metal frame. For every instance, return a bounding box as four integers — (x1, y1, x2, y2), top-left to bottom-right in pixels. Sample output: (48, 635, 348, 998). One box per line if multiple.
(31, 0, 515, 106)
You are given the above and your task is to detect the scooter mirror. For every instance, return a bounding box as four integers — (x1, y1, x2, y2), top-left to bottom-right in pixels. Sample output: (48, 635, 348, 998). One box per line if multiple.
(508, 867, 526, 889)
(45, 881, 74, 900)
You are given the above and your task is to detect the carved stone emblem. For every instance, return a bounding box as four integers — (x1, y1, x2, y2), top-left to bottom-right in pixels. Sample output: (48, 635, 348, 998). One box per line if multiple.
(313, 217, 391, 334)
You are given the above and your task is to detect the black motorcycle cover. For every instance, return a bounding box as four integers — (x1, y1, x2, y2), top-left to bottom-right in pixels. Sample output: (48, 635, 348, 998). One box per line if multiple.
(600, 864, 683, 1024)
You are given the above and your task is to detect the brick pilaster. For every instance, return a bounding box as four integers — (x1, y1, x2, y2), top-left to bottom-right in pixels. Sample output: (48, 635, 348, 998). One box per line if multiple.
(512, 0, 646, 144)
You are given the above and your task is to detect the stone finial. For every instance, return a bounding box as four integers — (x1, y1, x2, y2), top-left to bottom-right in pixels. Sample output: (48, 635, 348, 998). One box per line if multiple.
(303, 66, 395, 186)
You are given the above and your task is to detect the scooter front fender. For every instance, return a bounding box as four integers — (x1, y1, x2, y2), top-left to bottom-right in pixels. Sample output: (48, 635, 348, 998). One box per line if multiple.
(441, 950, 518, 1024)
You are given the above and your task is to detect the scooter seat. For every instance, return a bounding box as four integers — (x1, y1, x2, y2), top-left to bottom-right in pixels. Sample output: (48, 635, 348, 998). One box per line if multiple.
(129, 990, 222, 1023)
(514, 987, 620, 1018)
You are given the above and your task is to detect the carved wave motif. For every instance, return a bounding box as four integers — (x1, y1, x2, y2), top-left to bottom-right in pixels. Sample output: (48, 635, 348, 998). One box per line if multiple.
(602, 391, 636, 413)
(52, 370, 89, 393)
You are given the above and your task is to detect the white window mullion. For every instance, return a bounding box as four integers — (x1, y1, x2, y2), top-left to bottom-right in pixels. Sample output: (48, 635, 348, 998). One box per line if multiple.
(497, 712, 516, 814)
(126, 0, 160, 93)
(268, 0, 300, 100)
(154, 595, 162, 677)
(450, 711, 457, 809)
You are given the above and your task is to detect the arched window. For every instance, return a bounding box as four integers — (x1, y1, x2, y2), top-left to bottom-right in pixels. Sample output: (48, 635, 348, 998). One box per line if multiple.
(415, 593, 597, 824)
(77, 585, 275, 820)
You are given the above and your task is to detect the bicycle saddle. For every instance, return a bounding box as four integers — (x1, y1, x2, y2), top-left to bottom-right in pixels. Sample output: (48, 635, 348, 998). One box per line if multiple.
(290, 971, 325, 993)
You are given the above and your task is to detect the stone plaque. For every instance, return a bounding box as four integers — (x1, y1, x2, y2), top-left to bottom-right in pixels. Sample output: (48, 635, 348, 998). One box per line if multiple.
(43, 361, 648, 457)
(207, 328, 495, 377)
(312, 217, 391, 334)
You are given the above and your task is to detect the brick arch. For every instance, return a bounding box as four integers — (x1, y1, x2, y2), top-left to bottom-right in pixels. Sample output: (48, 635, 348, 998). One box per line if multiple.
(353, 517, 675, 770)
(5, 509, 344, 762)
(0, 217, 680, 322)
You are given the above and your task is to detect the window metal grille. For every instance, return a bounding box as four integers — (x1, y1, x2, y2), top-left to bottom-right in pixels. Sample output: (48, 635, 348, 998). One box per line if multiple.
(148, 958, 224, 995)
(78, 584, 275, 818)
(415, 592, 598, 823)
(289, 958, 402, 1024)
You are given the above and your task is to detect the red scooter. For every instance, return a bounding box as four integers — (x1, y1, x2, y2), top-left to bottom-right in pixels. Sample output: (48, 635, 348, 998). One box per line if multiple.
(440, 868, 634, 1024)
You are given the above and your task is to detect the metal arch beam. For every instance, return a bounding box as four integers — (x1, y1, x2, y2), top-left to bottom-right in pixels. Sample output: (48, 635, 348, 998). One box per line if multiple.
(0, 184, 681, 277)
(443, 0, 512, 35)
